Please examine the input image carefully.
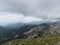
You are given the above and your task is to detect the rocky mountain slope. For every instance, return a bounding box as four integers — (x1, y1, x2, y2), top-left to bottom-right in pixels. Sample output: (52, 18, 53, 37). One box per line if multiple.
(23, 22, 60, 38)
(1, 21, 60, 44)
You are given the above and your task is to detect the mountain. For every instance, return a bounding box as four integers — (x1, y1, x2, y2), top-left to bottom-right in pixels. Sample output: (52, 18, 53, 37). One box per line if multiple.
(0, 26, 11, 44)
(6, 21, 52, 29)
(0, 23, 38, 44)
(6, 22, 26, 29)
(1, 21, 60, 44)
(0, 26, 11, 36)
(23, 22, 60, 38)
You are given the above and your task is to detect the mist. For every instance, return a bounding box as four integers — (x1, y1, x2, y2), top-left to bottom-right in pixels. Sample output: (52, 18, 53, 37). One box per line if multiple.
(0, 0, 60, 25)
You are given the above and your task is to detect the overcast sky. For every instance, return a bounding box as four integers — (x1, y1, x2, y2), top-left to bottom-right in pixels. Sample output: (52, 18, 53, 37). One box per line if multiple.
(0, 0, 60, 25)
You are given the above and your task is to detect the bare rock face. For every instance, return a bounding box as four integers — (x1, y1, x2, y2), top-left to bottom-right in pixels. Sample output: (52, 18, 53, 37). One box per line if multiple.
(23, 22, 60, 38)
(23, 23, 50, 38)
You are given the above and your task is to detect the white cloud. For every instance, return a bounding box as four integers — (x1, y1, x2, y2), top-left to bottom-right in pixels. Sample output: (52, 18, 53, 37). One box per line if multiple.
(0, 12, 43, 25)
(0, 0, 60, 26)
(0, 0, 60, 19)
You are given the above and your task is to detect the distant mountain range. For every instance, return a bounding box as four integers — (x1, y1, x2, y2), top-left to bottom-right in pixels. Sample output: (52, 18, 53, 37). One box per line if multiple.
(6, 20, 54, 29)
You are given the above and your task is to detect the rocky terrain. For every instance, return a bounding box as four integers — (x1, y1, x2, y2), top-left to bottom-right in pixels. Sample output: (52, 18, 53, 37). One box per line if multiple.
(1, 21, 60, 44)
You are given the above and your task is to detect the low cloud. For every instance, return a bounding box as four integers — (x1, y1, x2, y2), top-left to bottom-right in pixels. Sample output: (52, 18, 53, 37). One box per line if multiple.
(0, 12, 43, 25)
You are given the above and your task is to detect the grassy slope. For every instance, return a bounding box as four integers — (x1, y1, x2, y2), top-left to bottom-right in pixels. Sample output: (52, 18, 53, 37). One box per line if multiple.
(2, 35, 60, 45)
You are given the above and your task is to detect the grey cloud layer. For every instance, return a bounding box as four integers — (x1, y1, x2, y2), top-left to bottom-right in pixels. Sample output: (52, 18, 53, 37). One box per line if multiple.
(0, 0, 60, 19)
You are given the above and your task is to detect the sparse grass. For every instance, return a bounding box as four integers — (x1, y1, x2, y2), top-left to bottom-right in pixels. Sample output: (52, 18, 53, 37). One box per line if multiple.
(2, 35, 60, 45)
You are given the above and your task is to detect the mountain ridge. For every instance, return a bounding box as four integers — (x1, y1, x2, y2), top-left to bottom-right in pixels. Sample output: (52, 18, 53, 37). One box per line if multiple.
(1, 21, 60, 44)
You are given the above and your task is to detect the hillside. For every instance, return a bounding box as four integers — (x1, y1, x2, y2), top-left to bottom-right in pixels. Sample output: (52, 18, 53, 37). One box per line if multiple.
(1, 21, 60, 45)
(2, 35, 60, 45)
